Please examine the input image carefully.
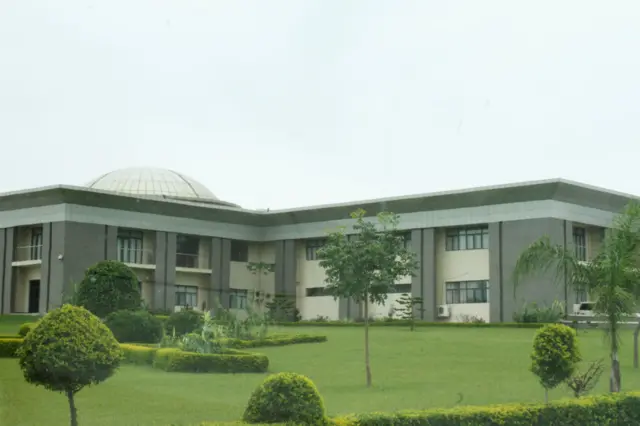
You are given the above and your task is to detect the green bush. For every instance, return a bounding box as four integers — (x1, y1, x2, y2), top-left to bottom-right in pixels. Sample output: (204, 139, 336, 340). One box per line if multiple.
(18, 304, 123, 426)
(332, 392, 640, 425)
(223, 334, 327, 349)
(243, 372, 327, 425)
(275, 320, 544, 328)
(165, 310, 204, 336)
(0, 338, 23, 357)
(75, 260, 142, 318)
(153, 348, 268, 373)
(18, 322, 39, 337)
(120, 344, 158, 365)
(513, 301, 565, 324)
(104, 310, 164, 343)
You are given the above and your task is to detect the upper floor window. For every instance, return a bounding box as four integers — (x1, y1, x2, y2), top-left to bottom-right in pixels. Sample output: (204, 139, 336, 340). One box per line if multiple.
(305, 239, 326, 261)
(117, 229, 143, 264)
(445, 226, 489, 251)
(229, 289, 248, 309)
(176, 235, 200, 268)
(230, 240, 249, 262)
(573, 227, 587, 261)
(175, 285, 198, 308)
(305, 286, 331, 297)
(30, 227, 43, 260)
(446, 280, 489, 304)
(402, 233, 411, 250)
(389, 283, 412, 294)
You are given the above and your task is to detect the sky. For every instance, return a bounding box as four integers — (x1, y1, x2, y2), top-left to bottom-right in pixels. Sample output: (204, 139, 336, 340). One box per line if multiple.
(1, 1, 639, 210)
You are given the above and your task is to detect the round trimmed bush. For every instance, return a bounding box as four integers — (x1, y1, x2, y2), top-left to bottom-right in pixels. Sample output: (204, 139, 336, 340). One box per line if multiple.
(243, 372, 326, 425)
(105, 310, 164, 343)
(18, 304, 122, 426)
(165, 309, 204, 336)
(75, 260, 142, 318)
(18, 322, 39, 337)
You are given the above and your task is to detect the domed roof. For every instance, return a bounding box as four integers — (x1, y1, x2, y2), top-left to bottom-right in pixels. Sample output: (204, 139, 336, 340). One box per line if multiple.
(86, 167, 223, 203)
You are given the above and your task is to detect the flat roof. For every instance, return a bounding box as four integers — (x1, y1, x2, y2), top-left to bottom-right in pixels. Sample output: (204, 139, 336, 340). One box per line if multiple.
(0, 179, 635, 227)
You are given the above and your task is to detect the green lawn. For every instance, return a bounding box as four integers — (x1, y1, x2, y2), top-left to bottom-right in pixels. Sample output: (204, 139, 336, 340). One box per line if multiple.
(2, 323, 640, 426)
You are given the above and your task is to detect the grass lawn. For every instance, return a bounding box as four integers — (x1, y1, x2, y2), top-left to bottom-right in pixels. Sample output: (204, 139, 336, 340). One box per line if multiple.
(2, 322, 640, 426)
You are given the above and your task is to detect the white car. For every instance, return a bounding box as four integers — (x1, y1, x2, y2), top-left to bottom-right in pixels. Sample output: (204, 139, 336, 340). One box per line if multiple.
(573, 301, 640, 320)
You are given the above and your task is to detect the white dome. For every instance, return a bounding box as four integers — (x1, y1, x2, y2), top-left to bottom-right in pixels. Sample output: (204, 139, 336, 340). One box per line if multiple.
(86, 167, 219, 201)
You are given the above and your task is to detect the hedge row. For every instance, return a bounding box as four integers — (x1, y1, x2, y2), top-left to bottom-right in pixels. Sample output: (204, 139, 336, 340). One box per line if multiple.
(275, 320, 545, 328)
(0, 338, 23, 357)
(193, 393, 640, 426)
(153, 348, 269, 373)
(120, 344, 269, 373)
(222, 334, 327, 349)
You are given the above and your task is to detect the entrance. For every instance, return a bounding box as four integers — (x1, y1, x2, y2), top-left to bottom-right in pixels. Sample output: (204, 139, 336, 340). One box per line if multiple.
(28, 280, 40, 313)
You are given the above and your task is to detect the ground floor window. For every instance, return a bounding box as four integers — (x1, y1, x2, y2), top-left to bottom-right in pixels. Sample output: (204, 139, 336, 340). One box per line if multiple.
(175, 285, 198, 308)
(576, 289, 589, 303)
(446, 280, 489, 304)
(229, 289, 248, 309)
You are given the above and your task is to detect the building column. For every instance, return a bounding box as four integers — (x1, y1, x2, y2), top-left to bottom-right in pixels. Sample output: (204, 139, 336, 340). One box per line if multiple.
(154, 232, 177, 311)
(411, 228, 436, 321)
(210, 237, 231, 310)
(488, 222, 503, 323)
(105, 226, 118, 260)
(0, 228, 14, 314)
(274, 240, 297, 298)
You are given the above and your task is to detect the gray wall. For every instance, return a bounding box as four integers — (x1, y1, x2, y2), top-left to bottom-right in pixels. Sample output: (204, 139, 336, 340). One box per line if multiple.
(153, 231, 177, 310)
(274, 240, 297, 298)
(210, 237, 231, 310)
(491, 218, 569, 322)
(40, 222, 111, 312)
(0, 228, 14, 314)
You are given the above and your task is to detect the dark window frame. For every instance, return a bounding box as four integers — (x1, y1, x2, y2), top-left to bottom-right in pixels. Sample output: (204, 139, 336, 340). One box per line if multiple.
(445, 226, 489, 251)
(229, 289, 248, 309)
(230, 240, 249, 262)
(445, 280, 489, 304)
(305, 239, 326, 261)
(175, 285, 198, 307)
(573, 227, 587, 261)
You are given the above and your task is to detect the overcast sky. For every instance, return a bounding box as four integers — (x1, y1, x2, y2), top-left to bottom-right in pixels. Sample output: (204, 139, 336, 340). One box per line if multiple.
(1, 1, 639, 210)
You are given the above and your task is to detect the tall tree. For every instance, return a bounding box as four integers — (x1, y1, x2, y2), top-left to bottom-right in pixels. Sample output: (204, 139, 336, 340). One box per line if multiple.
(513, 202, 640, 392)
(317, 209, 418, 387)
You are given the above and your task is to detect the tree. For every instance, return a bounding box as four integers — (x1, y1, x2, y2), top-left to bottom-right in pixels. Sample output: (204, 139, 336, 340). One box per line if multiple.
(513, 202, 640, 392)
(17, 304, 122, 426)
(530, 323, 581, 403)
(395, 293, 424, 331)
(317, 209, 418, 387)
(75, 260, 142, 318)
(566, 359, 604, 398)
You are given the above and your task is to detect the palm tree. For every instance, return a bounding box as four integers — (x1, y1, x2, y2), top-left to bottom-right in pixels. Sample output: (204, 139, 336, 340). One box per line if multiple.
(513, 202, 640, 393)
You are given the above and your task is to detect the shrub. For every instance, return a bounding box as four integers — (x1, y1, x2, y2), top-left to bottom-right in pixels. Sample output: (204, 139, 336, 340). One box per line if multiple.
(165, 309, 204, 336)
(152, 348, 268, 373)
(513, 300, 565, 324)
(222, 334, 327, 349)
(17, 304, 122, 426)
(566, 359, 605, 398)
(0, 338, 23, 357)
(104, 310, 164, 343)
(120, 344, 158, 365)
(75, 260, 142, 318)
(531, 323, 581, 402)
(243, 372, 326, 425)
(332, 392, 640, 425)
(18, 322, 38, 337)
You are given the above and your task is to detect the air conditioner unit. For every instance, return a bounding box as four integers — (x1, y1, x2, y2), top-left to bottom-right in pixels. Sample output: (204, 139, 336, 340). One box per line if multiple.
(437, 305, 451, 318)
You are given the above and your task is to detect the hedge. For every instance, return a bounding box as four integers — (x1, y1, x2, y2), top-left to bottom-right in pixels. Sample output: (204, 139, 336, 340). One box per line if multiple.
(275, 320, 545, 328)
(153, 348, 269, 373)
(0, 338, 23, 357)
(120, 344, 158, 365)
(222, 334, 327, 349)
(331, 392, 640, 425)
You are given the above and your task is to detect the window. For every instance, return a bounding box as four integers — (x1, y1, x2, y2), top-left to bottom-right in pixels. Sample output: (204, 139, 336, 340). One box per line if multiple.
(446, 280, 489, 304)
(402, 233, 412, 250)
(30, 227, 43, 260)
(576, 288, 589, 303)
(445, 227, 489, 251)
(229, 289, 248, 309)
(305, 287, 331, 297)
(390, 283, 412, 294)
(117, 229, 143, 264)
(175, 285, 198, 307)
(573, 227, 587, 261)
(305, 239, 326, 261)
(230, 240, 249, 262)
(176, 235, 199, 268)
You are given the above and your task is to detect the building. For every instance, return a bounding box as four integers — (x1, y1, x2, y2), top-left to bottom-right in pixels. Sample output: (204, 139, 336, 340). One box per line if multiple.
(0, 167, 633, 322)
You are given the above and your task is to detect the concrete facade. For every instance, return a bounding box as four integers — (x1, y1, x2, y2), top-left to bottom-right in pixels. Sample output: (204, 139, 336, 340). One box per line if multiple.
(0, 177, 634, 320)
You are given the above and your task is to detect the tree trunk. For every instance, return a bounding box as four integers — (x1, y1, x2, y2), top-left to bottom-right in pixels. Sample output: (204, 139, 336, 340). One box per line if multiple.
(363, 297, 372, 388)
(634, 322, 640, 369)
(66, 390, 78, 426)
(610, 350, 621, 392)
